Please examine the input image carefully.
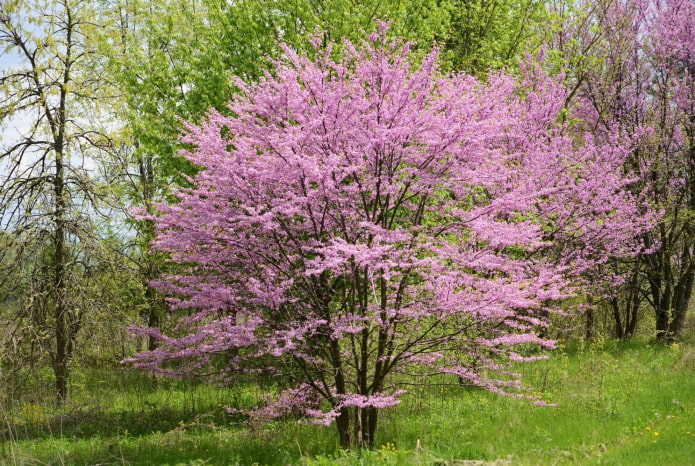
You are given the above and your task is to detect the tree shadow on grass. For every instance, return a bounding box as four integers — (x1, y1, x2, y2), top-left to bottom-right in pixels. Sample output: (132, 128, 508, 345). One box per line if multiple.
(5, 401, 248, 441)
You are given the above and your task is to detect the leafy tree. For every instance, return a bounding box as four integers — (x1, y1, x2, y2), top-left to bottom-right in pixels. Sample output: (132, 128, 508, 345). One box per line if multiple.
(127, 33, 649, 448)
(103, 0, 456, 196)
(0, 0, 122, 401)
(444, 0, 549, 74)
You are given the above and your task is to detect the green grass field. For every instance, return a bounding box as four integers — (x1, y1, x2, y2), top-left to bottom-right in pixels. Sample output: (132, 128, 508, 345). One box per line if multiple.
(3, 338, 695, 465)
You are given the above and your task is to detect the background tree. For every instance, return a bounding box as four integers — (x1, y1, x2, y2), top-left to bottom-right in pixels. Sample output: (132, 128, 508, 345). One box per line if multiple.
(549, 0, 695, 340)
(127, 33, 649, 448)
(444, 0, 549, 74)
(0, 0, 127, 401)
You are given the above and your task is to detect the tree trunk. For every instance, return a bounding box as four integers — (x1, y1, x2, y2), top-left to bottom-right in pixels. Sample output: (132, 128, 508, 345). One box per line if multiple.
(336, 407, 352, 449)
(145, 283, 160, 389)
(612, 274, 642, 339)
(651, 248, 672, 341)
(655, 306, 671, 341)
(53, 9, 72, 402)
(610, 297, 624, 339)
(330, 337, 351, 448)
(654, 260, 694, 342)
(625, 286, 641, 337)
(363, 406, 378, 449)
(670, 265, 694, 338)
(585, 307, 595, 340)
(334, 406, 380, 450)
(139, 151, 161, 354)
(146, 285, 160, 352)
(54, 141, 69, 402)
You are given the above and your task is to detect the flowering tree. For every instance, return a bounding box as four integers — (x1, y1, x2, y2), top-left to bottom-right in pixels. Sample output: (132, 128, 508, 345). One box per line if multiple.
(623, 0, 695, 340)
(552, 0, 695, 340)
(127, 32, 649, 448)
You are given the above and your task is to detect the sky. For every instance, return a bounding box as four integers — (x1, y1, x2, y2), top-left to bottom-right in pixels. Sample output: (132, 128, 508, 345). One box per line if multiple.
(0, 48, 35, 148)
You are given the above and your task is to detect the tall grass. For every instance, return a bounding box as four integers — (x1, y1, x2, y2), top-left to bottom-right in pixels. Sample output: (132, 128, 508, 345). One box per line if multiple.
(371, 338, 695, 464)
(3, 338, 695, 464)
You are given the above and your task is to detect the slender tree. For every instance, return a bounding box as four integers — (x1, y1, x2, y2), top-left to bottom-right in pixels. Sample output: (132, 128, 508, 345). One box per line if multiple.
(0, 0, 117, 401)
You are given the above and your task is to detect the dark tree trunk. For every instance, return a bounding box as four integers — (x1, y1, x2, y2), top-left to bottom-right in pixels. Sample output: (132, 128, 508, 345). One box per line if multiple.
(648, 245, 673, 341)
(334, 406, 380, 450)
(653, 252, 694, 342)
(145, 284, 160, 389)
(336, 407, 352, 449)
(585, 307, 595, 340)
(138, 150, 161, 355)
(146, 285, 160, 351)
(330, 336, 352, 449)
(670, 265, 694, 338)
(333, 273, 390, 450)
(54, 49, 69, 401)
(51, 0, 77, 404)
(655, 307, 671, 341)
(611, 271, 642, 339)
(610, 297, 624, 339)
(54, 149, 69, 402)
(624, 271, 642, 338)
(363, 406, 378, 448)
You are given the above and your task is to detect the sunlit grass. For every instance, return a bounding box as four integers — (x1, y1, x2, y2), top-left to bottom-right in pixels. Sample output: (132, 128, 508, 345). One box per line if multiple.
(3, 338, 695, 464)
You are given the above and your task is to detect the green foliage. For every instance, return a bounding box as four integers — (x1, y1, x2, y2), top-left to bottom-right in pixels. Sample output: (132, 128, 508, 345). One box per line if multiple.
(443, 0, 549, 74)
(102, 0, 456, 195)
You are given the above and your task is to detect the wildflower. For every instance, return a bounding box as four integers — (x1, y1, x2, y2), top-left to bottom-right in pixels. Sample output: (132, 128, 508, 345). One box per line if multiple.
(654, 432, 659, 436)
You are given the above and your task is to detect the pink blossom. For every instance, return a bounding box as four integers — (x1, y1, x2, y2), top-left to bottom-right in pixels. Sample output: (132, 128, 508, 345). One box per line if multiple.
(125, 29, 653, 446)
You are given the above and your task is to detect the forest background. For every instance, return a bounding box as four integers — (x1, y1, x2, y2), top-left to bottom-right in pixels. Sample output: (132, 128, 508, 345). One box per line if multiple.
(1, 0, 695, 463)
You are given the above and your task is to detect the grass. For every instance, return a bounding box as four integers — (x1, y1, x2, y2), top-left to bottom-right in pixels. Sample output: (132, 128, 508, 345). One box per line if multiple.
(3, 338, 695, 464)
